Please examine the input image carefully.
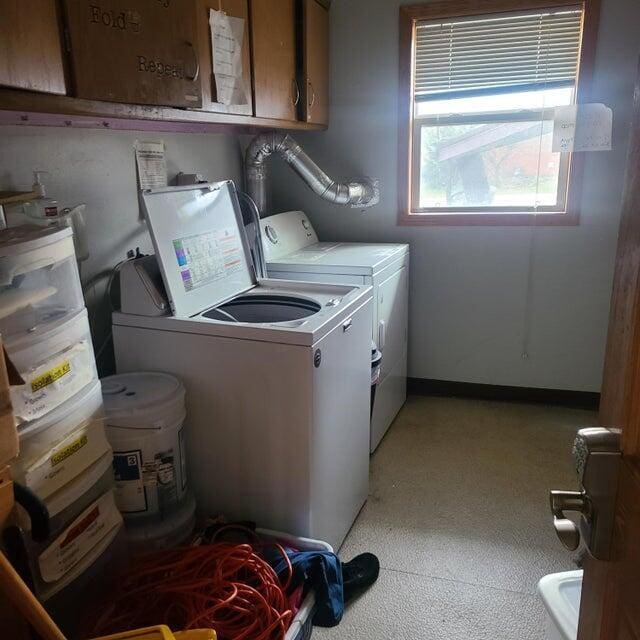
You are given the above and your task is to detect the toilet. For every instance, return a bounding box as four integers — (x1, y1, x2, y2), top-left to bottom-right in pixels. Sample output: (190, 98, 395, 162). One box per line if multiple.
(537, 570, 583, 640)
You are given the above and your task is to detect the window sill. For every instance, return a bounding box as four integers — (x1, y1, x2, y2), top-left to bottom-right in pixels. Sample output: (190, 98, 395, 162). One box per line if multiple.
(397, 210, 579, 227)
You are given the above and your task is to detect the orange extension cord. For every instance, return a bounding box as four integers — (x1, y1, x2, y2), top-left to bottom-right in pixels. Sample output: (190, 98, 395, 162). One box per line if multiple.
(88, 534, 294, 640)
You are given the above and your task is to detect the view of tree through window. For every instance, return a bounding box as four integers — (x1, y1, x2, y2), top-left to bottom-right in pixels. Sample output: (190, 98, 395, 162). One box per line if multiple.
(408, 7, 584, 215)
(416, 88, 573, 209)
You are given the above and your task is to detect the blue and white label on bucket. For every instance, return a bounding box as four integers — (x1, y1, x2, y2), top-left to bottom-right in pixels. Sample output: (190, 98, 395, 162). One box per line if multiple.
(113, 450, 147, 513)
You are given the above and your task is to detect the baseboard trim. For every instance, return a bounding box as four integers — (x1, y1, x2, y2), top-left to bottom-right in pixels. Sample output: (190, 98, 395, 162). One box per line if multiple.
(407, 378, 600, 410)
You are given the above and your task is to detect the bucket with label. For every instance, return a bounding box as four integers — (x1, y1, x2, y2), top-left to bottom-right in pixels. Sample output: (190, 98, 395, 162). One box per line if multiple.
(101, 372, 188, 519)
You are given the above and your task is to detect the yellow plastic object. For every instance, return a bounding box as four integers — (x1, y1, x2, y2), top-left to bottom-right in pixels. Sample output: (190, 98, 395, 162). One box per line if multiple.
(91, 626, 216, 640)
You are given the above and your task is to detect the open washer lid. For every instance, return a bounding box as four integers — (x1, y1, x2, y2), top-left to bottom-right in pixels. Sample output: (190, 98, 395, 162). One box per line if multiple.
(141, 182, 256, 317)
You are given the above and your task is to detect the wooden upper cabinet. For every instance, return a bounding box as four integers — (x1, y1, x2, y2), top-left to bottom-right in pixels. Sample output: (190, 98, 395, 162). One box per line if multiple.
(0, 0, 67, 94)
(299, 0, 328, 126)
(195, 0, 253, 115)
(62, 0, 202, 108)
(250, 0, 297, 121)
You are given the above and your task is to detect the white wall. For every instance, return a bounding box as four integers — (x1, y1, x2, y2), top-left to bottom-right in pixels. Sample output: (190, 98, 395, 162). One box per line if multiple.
(269, 0, 640, 392)
(0, 127, 243, 371)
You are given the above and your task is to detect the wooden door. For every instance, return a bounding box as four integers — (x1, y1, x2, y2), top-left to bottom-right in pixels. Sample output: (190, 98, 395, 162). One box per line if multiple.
(195, 0, 253, 115)
(250, 0, 297, 121)
(62, 0, 201, 108)
(577, 59, 640, 640)
(0, 0, 66, 94)
(299, 0, 329, 125)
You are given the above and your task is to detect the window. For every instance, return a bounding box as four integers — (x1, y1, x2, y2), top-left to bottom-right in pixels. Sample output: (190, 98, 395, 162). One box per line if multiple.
(398, 0, 599, 226)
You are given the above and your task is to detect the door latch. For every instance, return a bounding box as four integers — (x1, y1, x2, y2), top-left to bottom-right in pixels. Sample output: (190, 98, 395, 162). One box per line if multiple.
(550, 427, 621, 560)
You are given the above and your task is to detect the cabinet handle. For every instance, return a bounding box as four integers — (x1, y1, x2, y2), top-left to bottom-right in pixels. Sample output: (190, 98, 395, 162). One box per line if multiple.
(292, 78, 300, 106)
(185, 41, 200, 82)
(307, 79, 316, 109)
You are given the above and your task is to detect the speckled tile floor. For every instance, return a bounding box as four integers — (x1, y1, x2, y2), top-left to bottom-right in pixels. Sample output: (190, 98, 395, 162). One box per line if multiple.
(317, 395, 597, 640)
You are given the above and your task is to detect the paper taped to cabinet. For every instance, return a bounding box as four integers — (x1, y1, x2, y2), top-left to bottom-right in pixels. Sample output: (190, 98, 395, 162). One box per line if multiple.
(552, 103, 613, 152)
(210, 9, 247, 105)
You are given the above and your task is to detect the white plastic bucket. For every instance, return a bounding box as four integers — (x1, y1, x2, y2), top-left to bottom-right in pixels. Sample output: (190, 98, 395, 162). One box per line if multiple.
(12, 381, 110, 500)
(125, 491, 196, 553)
(101, 372, 188, 519)
(6, 309, 97, 424)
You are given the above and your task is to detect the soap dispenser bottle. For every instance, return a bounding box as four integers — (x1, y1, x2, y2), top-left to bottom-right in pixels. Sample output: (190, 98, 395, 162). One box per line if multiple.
(25, 171, 59, 219)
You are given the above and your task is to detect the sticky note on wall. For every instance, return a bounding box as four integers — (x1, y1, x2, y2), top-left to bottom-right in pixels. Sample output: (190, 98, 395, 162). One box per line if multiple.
(552, 103, 613, 152)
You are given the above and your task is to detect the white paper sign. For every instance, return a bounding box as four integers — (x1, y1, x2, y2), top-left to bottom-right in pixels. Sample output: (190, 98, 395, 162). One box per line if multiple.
(210, 9, 247, 105)
(552, 103, 613, 152)
(134, 140, 167, 190)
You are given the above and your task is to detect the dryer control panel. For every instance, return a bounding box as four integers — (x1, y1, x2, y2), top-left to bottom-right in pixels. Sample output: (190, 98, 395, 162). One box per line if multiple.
(260, 211, 319, 261)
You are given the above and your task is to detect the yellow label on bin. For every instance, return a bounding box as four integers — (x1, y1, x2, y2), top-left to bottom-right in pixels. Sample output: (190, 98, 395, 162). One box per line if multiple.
(51, 434, 88, 468)
(30, 360, 71, 393)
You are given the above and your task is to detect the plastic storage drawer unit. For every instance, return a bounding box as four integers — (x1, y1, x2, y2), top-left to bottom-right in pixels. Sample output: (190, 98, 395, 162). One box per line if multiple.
(19, 453, 119, 599)
(12, 380, 110, 500)
(6, 308, 98, 424)
(0, 226, 83, 340)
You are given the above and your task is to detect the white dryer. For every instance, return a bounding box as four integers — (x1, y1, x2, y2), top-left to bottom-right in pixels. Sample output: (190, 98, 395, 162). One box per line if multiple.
(260, 211, 409, 452)
(112, 183, 372, 550)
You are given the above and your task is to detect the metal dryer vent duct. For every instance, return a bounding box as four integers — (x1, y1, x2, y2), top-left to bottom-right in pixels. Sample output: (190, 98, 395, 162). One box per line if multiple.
(245, 132, 380, 216)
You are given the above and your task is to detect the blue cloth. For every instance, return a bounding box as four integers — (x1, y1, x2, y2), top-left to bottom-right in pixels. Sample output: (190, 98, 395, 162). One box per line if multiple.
(269, 550, 344, 627)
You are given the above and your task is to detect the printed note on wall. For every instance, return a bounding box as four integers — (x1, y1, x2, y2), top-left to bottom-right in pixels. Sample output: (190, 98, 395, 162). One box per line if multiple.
(134, 141, 167, 190)
(552, 104, 613, 152)
(209, 9, 247, 106)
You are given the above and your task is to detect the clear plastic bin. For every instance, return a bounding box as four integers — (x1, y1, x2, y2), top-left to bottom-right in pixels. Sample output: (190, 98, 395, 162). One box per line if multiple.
(12, 380, 110, 500)
(44, 523, 127, 639)
(19, 454, 118, 598)
(6, 308, 98, 423)
(0, 225, 83, 340)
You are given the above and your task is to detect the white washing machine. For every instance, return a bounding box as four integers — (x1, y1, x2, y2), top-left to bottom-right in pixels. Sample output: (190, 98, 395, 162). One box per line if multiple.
(260, 211, 409, 452)
(112, 182, 372, 550)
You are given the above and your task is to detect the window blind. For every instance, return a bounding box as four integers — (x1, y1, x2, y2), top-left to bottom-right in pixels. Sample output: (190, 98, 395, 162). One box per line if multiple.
(414, 8, 583, 101)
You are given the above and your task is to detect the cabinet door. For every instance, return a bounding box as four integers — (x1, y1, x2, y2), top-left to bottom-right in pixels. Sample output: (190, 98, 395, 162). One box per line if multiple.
(300, 0, 328, 125)
(0, 0, 66, 94)
(250, 0, 297, 121)
(196, 0, 253, 115)
(63, 0, 201, 108)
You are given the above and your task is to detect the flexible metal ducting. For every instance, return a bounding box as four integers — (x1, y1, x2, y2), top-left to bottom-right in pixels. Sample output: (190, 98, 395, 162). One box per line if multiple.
(245, 132, 380, 216)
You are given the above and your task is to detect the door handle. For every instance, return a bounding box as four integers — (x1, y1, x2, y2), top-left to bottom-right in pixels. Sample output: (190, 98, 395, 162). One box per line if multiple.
(185, 41, 200, 82)
(343, 318, 353, 332)
(292, 78, 300, 107)
(307, 79, 316, 109)
(550, 427, 621, 560)
(549, 490, 590, 551)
